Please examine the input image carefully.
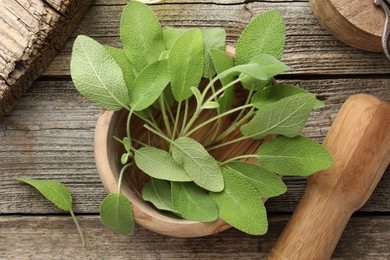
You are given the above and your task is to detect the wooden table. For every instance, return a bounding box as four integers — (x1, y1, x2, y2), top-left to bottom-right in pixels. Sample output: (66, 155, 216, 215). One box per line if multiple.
(1, 1, 389, 258)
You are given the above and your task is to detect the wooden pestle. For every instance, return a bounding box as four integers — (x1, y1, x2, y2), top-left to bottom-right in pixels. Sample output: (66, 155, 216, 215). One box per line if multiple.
(268, 94, 390, 260)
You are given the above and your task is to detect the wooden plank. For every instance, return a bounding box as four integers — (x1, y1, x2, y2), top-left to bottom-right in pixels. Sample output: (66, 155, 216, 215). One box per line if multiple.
(0, 215, 388, 259)
(1, 78, 389, 214)
(0, 0, 92, 117)
(42, 2, 390, 77)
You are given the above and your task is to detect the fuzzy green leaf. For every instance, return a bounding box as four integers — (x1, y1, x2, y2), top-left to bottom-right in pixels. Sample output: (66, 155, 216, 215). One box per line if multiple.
(191, 87, 202, 107)
(120, 1, 165, 73)
(227, 162, 287, 198)
(134, 146, 191, 182)
(105, 46, 136, 89)
(210, 168, 268, 235)
(202, 28, 226, 78)
(99, 193, 134, 236)
(257, 136, 334, 176)
(15, 178, 72, 211)
(202, 101, 220, 110)
(168, 29, 204, 101)
(241, 93, 317, 139)
(172, 137, 224, 192)
(121, 153, 129, 165)
(210, 49, 235, 112)
(171, 182, 219, 222)
(218, 63, 268, 81)
(236, 10, 285, 64)
(123, 137, 131, 151)
(252, 84, 324, 109)
(163, 27, 187, 50)
(129, 60, 170, 111)
(142, 178, 178, 213)
(70, 35, 129, 111)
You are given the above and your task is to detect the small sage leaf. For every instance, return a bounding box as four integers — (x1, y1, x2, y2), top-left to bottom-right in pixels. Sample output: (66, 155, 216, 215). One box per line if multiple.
(142, 178, 178, 213)
(191, 87, 203, 107)
(121, 153, 129, 165)
(210, 168, 268, 235)
(172, 137, 224, 192)
(257, 136, 334, 176)
(171, 182, 219, 222)
(123, 137, 131, 151)
(99, 193, 134, 236)
(130, 60, 170, 111)
(105, 46, 136, 89)
(134, 146, 191, 182)
(168, 29, 204, 101)
(163, 27, 187, 50)
(236, 10, 285, 64)
(120, 1, 165, 73)
(227, 162, 287, 198)
(202, 28, 226, 78)
(202, 101, 220, 110)
(70, 35, 129, 111)
(218, 63, 268, 82)
(241, 93, 317, 139)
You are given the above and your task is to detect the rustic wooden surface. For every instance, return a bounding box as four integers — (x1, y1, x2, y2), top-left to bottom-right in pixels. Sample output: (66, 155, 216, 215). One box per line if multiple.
(0, 0, 389, 258)
(0, 0, 92, 117)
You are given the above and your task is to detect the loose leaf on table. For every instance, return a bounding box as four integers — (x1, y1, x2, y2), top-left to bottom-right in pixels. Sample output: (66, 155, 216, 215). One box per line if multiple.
(134, 146, 191, 182)
(257, 136, 334, 176)
(163, 27, 187, 50)
(235, 10, 285, 64)
(15, 178, 86, 246)
(105, 46, 136, 89)
(168, 29, 204, 101)
(210, 49, 235, 112)
(227, 162, 287, 198)
(129, 60, 170, 111)
(70, 35, 129, 111)
(240, 93, 317, 139)
(202, 28, 226, 78)
(210, 168, 268, 235)
(99, 193, 134, 236)
(171, 182, 219, 222)
(252, 84, 324, 109)
(142, 178, 178, 213)
(172, 137, 224, 192)
(120, 1, 165, 73)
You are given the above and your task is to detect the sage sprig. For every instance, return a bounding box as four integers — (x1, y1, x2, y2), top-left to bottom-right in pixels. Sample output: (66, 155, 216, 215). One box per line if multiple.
(69, 2, 334, 237)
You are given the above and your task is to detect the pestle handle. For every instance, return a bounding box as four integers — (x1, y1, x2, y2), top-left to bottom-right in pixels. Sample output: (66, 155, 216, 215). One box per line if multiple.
(269, 94, 390, 260)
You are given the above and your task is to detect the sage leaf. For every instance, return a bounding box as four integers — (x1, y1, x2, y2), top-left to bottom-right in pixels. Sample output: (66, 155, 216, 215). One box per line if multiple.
(210, 49, 235, 112)
(129, 60, 170, 111)
(168, 29, 204, 101)
(236, 10, 285, 64)
(172, 137, 224, 192)
(227, 162, 287, 198)
(202, 28, 226, 78)
(121, 153, 129, 165)
(163, 27, 187, 50)
(70, 35, 129, 111)
(123, 137, 131, 151)
(210, 168, 268, 235)
(142, 178, 178, 213)
(191, 87, 203, 107)
(120, 1, 165, 73)
(99, 193, 134, 236)
(252, 84, 325, 109)
(171, 182, 219, 222)
(257, 136, 334, 176)
(218, 63, 268, 81)
(105, 46, 136, 89)
(241, 93, 317, 139)
(134, 146, 191, 182)
(202, 101, 220, 110)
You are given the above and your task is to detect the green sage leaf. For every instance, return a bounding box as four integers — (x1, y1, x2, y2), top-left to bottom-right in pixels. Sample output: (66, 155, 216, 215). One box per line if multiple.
(70, 35, 129, 111)
(236, 10, 285, 64)
(191, 87, 203, 107)
(163, 27, 187, 50)
(202, 28, 226, 78)
(210, 168, 268, 235)
(123, 137, 131, 151)
(129, 60, 170, 111)
(218, 63, 269, 81)
(134, 146, 191, 182)
(257, 136, 334, 176)
(142, 178, 178, 213)
(99, 193, 134, 236)
(227, 162, 287, 198)
(202, 101, 220, 110)
(241, 93, 317, 139)
(171, 182, 218, 222)
(120, 1, 165, 72)
(168, 29, 204, 101)
(172, 137, 224, 192)
(105, 46, 136, 89)
(121, 153, 129, 165)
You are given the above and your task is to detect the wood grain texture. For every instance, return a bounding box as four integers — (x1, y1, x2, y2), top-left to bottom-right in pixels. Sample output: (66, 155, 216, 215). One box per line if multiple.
(0, 0, 92, 117)
(0, 215, 388, 259)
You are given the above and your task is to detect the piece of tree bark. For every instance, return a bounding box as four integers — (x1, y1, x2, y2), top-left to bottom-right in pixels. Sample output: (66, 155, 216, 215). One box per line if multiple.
(0, 0, 93, 117)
